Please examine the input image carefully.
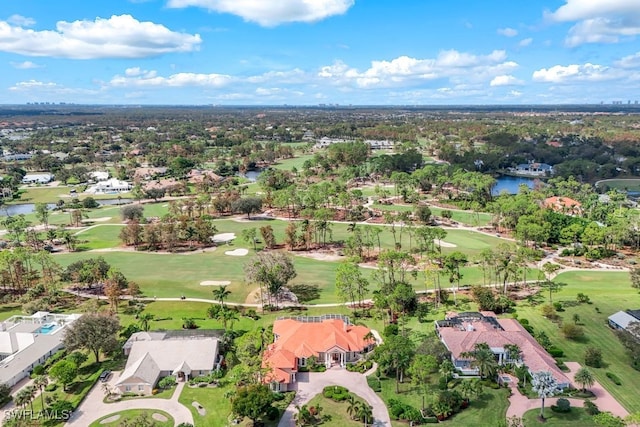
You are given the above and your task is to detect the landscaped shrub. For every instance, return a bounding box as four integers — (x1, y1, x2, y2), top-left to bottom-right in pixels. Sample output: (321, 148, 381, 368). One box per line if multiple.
(384, 324, 399, 337)
(561, 323, 584, 340)
(606, 372, 622, 385)
(548, 346, 565, 358)
(584, 400, 600, 415)
(32, 365, 45, 376)
(556, 361, 570, 372)
(367, 377, 381, 392)
(44, 383, 58, 392)
(551, 398, 571, 413)
(322, 385, 349, 401)
(158, 375, 176, 389)
(553, 302, 564, 312)
(388, 399, 424, 422)
(585, 347, 603, 368)
(346, 360, 373, 373)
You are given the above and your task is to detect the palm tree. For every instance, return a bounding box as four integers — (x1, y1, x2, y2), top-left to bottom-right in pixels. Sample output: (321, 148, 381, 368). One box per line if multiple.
(222, 308, 239, 331)
(459, 380, 475, 401)
(574, 367, 595, 392)
(462, 343, 498, 380)
(439, 359, 455, 382)
(504, 344, 522, 364)
(212, 285, 231, 306)
(34, 375, 48, 410)
(346, 395, 359, 420)
(138, 313, 155, 332)
(356, 401, 374, 427)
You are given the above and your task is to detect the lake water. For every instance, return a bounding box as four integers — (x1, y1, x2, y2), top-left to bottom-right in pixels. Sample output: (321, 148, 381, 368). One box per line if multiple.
(0, 198, 133, 217)
(492, 176, 537, 195)
(242, 170, 263, 182)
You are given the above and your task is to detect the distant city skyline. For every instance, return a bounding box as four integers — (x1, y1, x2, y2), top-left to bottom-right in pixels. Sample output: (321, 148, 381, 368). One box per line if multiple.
(1, 0, 640, 105)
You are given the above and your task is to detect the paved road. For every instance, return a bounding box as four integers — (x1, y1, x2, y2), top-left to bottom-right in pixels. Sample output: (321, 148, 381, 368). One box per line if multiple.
(66, 372, 193, 426)
(278, 368, 391, 427)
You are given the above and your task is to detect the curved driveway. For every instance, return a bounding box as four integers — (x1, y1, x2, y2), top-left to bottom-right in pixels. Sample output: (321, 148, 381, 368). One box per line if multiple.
(278, 369, 391, 427)
(66, 375, 193, 426)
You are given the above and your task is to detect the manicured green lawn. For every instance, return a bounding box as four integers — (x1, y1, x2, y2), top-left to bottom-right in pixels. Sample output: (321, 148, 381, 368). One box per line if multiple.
(306, 393, 364, 426)
(0, 304, 22, 321)
(89, 409, 173, 427)
(74, 224, 124, 250)
(372, 203, 492, 226)
(513, 271, 640, 413)
(522, 407, 598, 426)
(15, 186, 132, 204)
(272, 154, 315, 171)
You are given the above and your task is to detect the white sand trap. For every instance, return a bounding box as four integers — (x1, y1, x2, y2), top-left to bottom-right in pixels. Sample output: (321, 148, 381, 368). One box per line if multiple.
(100, 414, 121, 424)
(225, 248, 248, 256)
(152, 413, 168, 422)
(82, 217, 112, 222)
(200, 280, 231, 286)
(192, 401, 206, 416)
(212, 233, 236, 243)
(434, 239, 457, 248)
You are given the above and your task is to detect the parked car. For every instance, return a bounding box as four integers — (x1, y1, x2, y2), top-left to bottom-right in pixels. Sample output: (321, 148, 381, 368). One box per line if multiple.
(99, 370, 111, 382)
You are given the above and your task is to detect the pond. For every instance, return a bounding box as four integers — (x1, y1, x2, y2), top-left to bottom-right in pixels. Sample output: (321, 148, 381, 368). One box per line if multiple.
(242, 170, 263, 182)
(492, 175, 537, 195)
(0, 198, 133, 217)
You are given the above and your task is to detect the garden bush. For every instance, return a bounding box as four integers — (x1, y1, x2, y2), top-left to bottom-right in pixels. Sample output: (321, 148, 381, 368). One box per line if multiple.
(367, 377, 381, 392)
(32, 365, 45, 376)
(548, 346, 565, 358)
(551, 398, 571, 413)
(44, 383, 58, 392)
(584, 400, 600, 416)
(606, 372, 622, 385)
(323, 385, 350, 401)
(585, 347, 603, 368)
(561, 323, 584, 340)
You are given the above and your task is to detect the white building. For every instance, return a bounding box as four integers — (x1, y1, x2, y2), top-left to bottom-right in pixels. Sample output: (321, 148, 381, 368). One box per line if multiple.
(86, 178, 132, 194)
(0, 312, 82, 387)
(22, 173, 54, 184)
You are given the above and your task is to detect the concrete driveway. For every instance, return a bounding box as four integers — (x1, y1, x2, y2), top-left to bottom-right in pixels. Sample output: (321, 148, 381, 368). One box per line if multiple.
(66, 371, 194, 426)
(278, 368, 391, 427)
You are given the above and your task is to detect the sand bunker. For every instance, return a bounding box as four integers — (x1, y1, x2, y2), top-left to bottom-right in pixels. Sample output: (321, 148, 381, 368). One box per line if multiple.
(152, 413, 168, 422)
(100, 414, 121, 424)
(434, 239, 457, 248)
(82, 217, 112, 222)
(212, 233, 236, 243)
(225, 248, 248, 256)
(192, 401, 206, 416)
(200, 280, 231, 286)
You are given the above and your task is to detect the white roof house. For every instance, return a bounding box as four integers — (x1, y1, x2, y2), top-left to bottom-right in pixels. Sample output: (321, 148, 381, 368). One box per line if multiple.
(0, 312, 82, 387)
(608, 310, 640, 331)
(115, 331, 220, 395)
(22, 173, 54, 184)
(86, 178, 132, 194)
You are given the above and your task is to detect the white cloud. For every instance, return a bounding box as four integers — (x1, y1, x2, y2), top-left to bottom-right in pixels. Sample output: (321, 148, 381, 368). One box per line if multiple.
(519, 37, 533, 47)
(10, 61, 41, 69)
(317, 50, 514, 89)
(7, 15, 35, 27)
(547, 0, 640, 46)
(0, 15, 201, 59)
(490, 75, 523, 86)
(497, 27, 518, 37)
(532, 63, 619, 83)
(509, 90, 523, 97)
(110, 69, 233, 87)
(615, 52, 640, 68)
(9, 80, 101, 96)
(166, 0, 355, 27)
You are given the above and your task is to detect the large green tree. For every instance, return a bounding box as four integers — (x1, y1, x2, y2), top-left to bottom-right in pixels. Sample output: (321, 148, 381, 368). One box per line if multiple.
(232, 384, 275, 426)
(63, 313, 120, 362)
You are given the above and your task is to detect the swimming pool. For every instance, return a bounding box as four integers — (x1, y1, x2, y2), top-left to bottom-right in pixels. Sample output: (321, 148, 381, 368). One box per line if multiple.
(37, 323, 57, 334)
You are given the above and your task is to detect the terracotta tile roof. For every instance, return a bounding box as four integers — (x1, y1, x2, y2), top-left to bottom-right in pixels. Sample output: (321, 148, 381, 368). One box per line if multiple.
(438, 312, 570, 385)
(262, 319, 371, 384)
(543, 196, 582, 213)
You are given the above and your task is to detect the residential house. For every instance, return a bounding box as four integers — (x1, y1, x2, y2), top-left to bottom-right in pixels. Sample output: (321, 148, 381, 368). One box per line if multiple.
(608, 310, 640, 335)
(134, 167, 168, 181)
(0, 312, 82, 387)
(22, 173, 54, 184)
(89, 171, 110, 182)
(543, 196, 583, 216)
(262, 315, 374, 392)
(116, 330, 220, 395)
(86, 178, 132, 194)
(187, 169, 223, 185)
(436, 311, 571, 388)
(514, 162, 554, 177)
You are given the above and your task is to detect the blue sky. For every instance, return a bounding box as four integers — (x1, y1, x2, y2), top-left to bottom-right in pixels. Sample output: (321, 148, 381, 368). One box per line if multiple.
(1, 0, 640, 105)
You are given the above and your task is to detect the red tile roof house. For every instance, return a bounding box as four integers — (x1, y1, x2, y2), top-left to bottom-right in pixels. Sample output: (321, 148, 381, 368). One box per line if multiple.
(262, 315, 374, 392)
(436, 311, 571, 388)
(543, 196, 583, 216)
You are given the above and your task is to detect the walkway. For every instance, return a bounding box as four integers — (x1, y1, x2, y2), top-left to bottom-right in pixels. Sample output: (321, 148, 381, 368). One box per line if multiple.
(67, 373, 193, 426)
(278, 369, 391, 427)
(506, 362, 629, 419)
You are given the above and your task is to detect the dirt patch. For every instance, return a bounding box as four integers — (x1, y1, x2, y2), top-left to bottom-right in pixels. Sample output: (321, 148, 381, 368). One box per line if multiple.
(200, 280, 231, 286)
(225, 248, 248, 256)
(245, 287, 263, 305)
(152, 413, 168, 422)
(100, 414, 121, 424)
